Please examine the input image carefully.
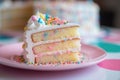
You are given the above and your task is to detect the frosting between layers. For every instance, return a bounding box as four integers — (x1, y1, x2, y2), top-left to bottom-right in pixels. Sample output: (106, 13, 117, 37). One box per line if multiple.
(35, 48, 81, 57)
(26, 23, 79, 31)
(30, 37, 80, 46)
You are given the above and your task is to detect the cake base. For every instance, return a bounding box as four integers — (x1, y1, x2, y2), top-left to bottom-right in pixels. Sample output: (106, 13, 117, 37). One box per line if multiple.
(35, 52, 80, 64)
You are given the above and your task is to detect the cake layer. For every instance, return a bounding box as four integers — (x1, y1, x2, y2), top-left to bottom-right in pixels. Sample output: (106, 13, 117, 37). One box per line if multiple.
(31, 26, 80, 43)
(35, 52, 80, 64)
(33, 39, 80, 54)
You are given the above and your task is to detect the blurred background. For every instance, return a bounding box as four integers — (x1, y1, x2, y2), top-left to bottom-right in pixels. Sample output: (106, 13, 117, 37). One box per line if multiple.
(0, 0, 120, 44)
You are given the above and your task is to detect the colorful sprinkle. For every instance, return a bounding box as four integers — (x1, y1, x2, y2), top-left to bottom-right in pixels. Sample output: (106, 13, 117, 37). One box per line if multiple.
(43, 32, 48, 37)
(30, 12, 68, 26)
(56, 52, 60, 54)
(45, 13, 50, 21)
(31, 15, 37, 21)
(39, 13, 45, 20)
(14, 55, 25, 63)
(47, 46, 53, 50)
(66, 50, 70, 54)
(77, 62, 80, 64)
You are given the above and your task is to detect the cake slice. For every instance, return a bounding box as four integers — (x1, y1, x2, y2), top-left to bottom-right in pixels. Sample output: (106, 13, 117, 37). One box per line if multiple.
(23, 12, 81, 64)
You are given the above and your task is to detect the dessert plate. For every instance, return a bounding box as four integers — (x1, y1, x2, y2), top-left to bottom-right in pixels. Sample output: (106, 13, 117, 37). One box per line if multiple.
(0, 43, 106, 71)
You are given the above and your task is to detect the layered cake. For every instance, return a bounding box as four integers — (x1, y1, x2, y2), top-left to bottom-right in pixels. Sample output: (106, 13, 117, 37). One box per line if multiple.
(23, 12, 81, 64)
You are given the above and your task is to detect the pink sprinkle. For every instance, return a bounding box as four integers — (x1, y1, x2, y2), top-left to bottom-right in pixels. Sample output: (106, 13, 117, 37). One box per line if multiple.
(67, 50, 70, 54)
(56, 52, 60, 54)
(31, 15, 37, 21)
(47, 46, 53, 50)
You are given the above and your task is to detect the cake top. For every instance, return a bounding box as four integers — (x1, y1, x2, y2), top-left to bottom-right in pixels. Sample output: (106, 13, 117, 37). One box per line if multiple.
(26, 11, 68, 29)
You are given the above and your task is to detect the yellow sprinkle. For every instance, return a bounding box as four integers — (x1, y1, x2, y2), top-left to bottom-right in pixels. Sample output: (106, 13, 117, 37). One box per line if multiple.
(24, 27, 28, 31)
(39, 13, 45, 20)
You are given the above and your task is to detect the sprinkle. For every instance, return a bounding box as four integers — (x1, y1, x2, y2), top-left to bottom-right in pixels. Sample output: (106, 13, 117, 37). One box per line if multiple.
(64, 38, 67, 41)
(77, 62, 80, 64)
(47, 17, 54, 25)
(39, 13, 45, 20)
(31, 15, 37, 21)
(56, 52, 60, 54)
(43, 32, 48, 37)
(66, 50, 70, 54)
(47, 46, 53, 50)
(14, 55, 25, 63)
(38, 18, 45, 25)
(30, 12, 68, 26)
(24, 27, 28, 31)
(38, 18, 41, 23)
(45, 13, 50, 21)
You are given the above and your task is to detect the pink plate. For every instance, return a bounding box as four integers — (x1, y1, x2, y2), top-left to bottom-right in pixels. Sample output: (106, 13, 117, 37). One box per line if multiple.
(0, 43, 106, 71)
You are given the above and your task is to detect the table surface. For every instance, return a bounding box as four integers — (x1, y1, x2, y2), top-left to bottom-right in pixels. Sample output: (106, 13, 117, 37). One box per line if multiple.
(0, 29, 120, 80)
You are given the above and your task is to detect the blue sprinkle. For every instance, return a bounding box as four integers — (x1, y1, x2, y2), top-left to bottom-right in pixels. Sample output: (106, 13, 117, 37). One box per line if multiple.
(45, 13, 50, 21)
(77, 62, 80, 64)
(38, 18, 45, 25)
(64, 38, 67, 41)
(43, 32, 48, 37)
(38, 18, 41, 23)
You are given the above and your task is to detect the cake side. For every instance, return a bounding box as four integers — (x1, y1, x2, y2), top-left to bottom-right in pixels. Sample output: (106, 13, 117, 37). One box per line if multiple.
(23, 12, 81, 64)
(24, 24, 80, 64)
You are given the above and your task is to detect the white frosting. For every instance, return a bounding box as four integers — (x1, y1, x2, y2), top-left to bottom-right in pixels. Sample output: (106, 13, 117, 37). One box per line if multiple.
(35, 48, 81, 57)
(27, 23, 79, 31)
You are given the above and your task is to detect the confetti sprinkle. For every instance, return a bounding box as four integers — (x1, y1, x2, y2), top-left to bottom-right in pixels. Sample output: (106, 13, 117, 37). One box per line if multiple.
(31, 15, 37, 21)
(29, 12, 68, 26)
(14, 55, 25, 63)
(45, 13, 50, 21)
(47, 46, 53, 50)
(43, 32, 48, 37)
(39, 13, 45, 20)
(38, 18, 45, 25)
